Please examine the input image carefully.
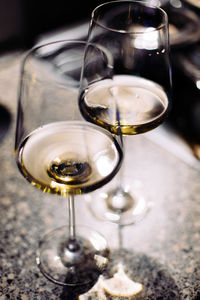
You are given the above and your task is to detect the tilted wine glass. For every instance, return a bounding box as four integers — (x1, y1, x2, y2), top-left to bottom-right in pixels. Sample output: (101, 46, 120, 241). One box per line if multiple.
(79, 0, 172, 226)
(15, 40, 123, 286)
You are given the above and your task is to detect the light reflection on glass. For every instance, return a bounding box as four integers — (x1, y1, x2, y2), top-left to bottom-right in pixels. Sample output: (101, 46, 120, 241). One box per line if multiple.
(94, 254, 109, 270)
(95, 150, 118, 177)
(132, 27, 159, 50)
(170, 0, 182, 8)
(132, 196, 146, 216)
(90, 232, 108, 251)
(196, 80, 200, 89)
(105, 211, 120, 222)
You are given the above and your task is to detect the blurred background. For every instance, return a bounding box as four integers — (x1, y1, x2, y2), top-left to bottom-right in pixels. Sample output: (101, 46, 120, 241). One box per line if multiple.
(1, 0, 200, 162)
(0, 0, 105, 50)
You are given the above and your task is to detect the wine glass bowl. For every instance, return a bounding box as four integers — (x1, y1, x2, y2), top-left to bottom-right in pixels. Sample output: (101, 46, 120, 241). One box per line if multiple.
(79, 0, 172, 225)
(80, 75, 169, 135)
(16, 120, 122, 196)
(15, 40, 123, 286)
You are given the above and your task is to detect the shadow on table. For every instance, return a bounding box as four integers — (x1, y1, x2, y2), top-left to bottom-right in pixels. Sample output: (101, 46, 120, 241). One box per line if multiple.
(60, 273, 99, 300)
(60, 222, 181, 299)
(60, 247, 181, 299)
(76, 248, 181, 300)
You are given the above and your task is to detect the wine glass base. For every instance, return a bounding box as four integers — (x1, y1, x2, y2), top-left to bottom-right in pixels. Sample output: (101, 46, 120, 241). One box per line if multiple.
(87, 182, 152, 226)
(36, 225, 110, 286)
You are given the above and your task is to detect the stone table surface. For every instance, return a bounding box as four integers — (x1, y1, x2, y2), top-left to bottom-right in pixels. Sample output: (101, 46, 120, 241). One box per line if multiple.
(0, 52, 200, 300)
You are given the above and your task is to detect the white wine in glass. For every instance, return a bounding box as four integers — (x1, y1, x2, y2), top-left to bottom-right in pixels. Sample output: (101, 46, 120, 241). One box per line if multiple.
(15, 40, 123, 286)
(79, 0, 172, 225)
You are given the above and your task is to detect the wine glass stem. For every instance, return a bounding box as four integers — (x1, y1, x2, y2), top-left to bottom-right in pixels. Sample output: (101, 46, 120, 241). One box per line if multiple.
(117, 224, 124, 249)
(68, 195, 76, 239)
(118, 135, 126, 188)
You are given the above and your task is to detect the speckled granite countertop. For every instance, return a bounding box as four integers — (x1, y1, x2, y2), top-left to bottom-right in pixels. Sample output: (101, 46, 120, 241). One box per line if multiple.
(0, 52, 200, 300)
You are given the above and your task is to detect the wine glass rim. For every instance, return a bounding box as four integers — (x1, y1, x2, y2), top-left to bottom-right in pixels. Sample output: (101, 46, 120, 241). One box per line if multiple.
(21, 39, 113, 66)
(20, 39, 114, 88)
(91, 0, 168, 34)
(22, 39, 85, 59)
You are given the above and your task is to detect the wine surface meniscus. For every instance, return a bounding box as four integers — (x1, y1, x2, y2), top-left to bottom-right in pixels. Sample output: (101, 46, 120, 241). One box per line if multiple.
(16, 121, 122, 195)
(79, 75, 169, 135)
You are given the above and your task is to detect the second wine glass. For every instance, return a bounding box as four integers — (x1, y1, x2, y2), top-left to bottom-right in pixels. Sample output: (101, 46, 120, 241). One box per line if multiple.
(79, 0, 172, 226)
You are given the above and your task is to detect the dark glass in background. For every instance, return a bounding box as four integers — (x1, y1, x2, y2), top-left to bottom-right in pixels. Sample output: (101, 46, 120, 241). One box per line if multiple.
(162, 0, 200, 48)
(170, 42, 200, 159)
(162, 0, 200, 158)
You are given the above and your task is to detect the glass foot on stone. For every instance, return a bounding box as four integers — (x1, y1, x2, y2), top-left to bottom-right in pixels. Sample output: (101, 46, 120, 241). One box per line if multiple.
(87, 181, 152, 226)
(36, 226, 110, 286)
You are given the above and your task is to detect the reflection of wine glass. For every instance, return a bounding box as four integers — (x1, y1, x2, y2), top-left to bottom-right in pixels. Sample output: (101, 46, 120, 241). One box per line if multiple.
(14, 40, 123, 286)
(79, 0, 172, 226)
